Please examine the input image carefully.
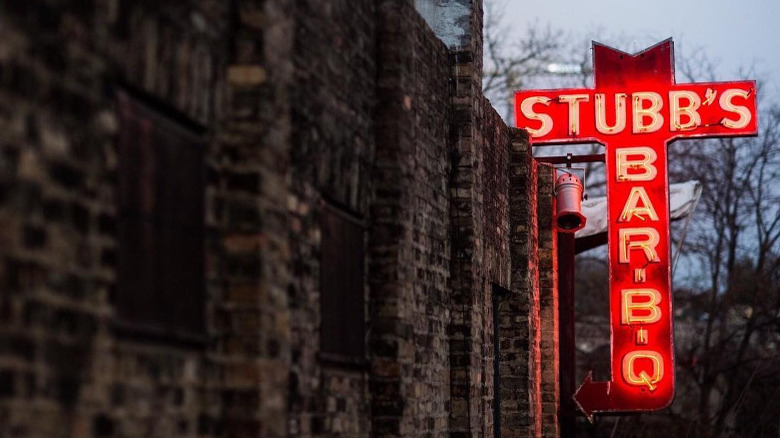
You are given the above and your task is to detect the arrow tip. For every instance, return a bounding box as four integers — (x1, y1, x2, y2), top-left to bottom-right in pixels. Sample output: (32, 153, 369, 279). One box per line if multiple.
(573, 371, 612, 424)
(573, 371, 596, 423)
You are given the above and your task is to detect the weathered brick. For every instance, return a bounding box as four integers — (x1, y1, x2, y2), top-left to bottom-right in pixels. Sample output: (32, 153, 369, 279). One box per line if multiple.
(0, 2, 558, 438)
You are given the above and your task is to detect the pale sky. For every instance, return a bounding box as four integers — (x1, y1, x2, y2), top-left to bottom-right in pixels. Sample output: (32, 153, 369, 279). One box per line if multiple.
(503, 0, 780, 99)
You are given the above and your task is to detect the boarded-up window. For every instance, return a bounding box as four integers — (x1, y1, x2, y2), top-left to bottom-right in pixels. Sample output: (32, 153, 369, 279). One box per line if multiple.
(319, 202, 365, 363)
(115, 90, 206, 343)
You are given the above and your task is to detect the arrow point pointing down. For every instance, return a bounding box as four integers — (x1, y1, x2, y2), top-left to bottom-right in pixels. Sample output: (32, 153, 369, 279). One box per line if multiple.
(573, 371, 611, 424)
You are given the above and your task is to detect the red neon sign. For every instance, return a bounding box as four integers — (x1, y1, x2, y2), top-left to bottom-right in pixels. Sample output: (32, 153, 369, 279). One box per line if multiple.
(515, 39, 757, 420)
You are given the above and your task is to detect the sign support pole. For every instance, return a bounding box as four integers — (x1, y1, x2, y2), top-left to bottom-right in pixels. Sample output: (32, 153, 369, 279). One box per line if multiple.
(558, 231, 577, 438)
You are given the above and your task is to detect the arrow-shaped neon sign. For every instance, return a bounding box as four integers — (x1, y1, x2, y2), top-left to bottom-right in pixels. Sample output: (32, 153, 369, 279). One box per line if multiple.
(515, 39, 757, 421)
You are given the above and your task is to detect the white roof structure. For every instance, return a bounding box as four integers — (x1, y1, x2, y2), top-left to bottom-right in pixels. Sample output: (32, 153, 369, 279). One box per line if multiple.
(576, 180, 703, 239)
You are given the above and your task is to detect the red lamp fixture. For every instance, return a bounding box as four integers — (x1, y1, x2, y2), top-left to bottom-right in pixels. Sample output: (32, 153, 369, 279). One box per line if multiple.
(555, 171, 586, 233)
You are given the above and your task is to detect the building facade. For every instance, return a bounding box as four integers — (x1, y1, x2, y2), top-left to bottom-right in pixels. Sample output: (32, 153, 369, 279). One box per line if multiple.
(0, 0, 560, 437)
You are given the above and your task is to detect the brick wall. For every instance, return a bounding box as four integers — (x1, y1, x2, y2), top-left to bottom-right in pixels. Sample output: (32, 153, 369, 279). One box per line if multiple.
(219, 0, 294, 436)
(370, 2, 452, 437)
(0, 1, 560, 437)
(501, 136, 561, 438)
(537, 165, 559, 438)
(0, 1, 236, 437)
(449, 57, 514, 438)
(505, 129, 542, 437)
(287, 0, 375, 435)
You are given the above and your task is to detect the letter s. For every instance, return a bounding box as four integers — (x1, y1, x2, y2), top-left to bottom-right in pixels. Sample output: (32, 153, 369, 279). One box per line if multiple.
(719, 88, 752, 130)
(520, 96, 553, 137)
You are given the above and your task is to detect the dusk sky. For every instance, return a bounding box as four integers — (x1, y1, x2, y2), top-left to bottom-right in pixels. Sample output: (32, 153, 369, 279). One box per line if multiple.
(500, 0, 778, 284)
(504, 0, 780, 97)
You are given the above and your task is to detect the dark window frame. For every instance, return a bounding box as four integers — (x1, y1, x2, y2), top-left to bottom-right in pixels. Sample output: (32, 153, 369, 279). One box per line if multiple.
(318, 199, 367, 368)
(113, 88, 207, 346)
